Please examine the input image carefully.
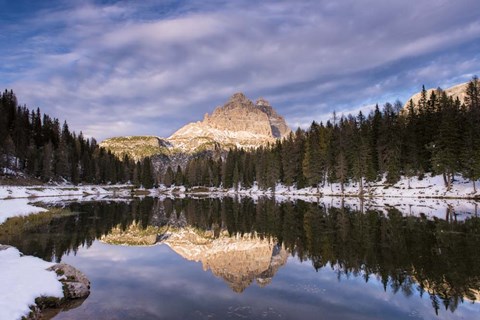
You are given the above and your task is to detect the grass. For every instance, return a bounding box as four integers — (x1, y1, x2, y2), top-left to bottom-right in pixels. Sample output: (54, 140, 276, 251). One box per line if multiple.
(0, 207, 74, 237)
(100, 136, 170, 160)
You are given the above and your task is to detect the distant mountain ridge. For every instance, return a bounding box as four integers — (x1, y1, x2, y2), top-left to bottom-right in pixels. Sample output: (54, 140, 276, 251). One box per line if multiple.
(100, 93, 291, 161)
(403, 81, 469, 110)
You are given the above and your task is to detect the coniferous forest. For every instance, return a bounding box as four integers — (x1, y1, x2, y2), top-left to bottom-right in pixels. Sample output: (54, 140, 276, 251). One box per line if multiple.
(1, 77, 479, 191)
(169, 77, 480, 192)
(0, 90, 154, 187)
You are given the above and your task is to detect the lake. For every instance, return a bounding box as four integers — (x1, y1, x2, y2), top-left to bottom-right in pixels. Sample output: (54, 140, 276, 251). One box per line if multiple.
(1, 196, 479, 319)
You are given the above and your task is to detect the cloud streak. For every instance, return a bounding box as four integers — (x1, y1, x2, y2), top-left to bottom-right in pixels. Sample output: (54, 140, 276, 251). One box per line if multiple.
(1, 0, 479, 140)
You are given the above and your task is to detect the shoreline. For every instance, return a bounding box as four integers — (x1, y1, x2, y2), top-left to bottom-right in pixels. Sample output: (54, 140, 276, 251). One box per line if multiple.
(1, 176, 480, 201)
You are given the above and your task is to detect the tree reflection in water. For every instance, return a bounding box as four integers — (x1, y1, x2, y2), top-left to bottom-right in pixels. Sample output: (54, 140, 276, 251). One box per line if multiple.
(1, 196, 479, 314)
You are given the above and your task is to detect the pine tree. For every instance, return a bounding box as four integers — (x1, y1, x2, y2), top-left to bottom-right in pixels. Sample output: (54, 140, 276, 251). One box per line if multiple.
(462, 76, 480, 191)
(402, 100, 419, 187)
(55, 137, 70, 179)
(303, 122, 326, 189)
(164, 166, 175, 187)
(174, 165, 184, 186)
(2, 135, 16, 171)
(42, 141, 54, 181)
(141, 157, 154, 189)
(431, 96, 461, 190)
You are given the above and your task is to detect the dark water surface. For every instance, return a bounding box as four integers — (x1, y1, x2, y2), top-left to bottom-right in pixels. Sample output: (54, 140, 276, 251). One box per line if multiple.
(1, 197, 479, 319)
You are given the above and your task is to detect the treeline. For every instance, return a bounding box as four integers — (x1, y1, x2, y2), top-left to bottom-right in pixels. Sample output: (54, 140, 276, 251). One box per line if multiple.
(168, 77, 480, 192)
(0, 90, 155, 187)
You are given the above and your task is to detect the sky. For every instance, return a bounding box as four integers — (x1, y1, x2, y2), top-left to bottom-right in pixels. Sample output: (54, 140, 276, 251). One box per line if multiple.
(1, 0, 479, 141)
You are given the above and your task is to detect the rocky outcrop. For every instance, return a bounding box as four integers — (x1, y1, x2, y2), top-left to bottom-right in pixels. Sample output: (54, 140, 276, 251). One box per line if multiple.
(203, 93, 273, 137)
(47, 263, 90, 300)
(255, 98, 291, 138)
(168, 93, 291, 152)
(26, 263, 90, 319)
(28, 263, 90, 319)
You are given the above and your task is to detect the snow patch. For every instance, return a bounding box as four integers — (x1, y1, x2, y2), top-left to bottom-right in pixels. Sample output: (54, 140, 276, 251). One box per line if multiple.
(0, 199, 47, 224)
(0, 247, 63, 320)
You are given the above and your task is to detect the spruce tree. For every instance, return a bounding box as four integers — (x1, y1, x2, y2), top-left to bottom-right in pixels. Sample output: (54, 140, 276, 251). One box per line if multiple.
(141, 157, 154, 189)
(164, 166, 175, 187)
(174, 165, 184, 186)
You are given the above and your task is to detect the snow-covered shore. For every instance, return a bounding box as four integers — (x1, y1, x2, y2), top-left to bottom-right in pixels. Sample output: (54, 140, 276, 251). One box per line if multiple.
(0, 246, 63, 320)
(156, 174, 480, 200)
(0, 185, 133, 225)
(0, 184, 132, 200)
(0, 184, 130, 319)
(153, 174, 480, 221)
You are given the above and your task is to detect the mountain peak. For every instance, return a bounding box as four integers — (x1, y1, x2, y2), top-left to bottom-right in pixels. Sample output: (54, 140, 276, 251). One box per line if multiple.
(229, 92, 249, 102)
(169, 93, 291, 152)
(220, 92, 256, 112)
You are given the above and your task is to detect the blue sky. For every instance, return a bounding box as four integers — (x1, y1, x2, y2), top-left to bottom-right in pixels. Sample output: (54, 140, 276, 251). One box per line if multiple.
(1, 0, 479, 141)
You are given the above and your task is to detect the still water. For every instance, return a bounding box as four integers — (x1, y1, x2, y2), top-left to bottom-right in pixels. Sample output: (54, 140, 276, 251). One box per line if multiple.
(1, 197, 479, 319)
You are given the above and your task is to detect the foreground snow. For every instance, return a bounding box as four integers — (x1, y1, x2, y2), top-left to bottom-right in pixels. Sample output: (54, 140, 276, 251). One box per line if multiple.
(0, 247, 63, 320)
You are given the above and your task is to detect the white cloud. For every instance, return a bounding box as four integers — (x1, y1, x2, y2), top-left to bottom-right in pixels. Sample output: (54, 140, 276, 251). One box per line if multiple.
(1, 0, 480, 140)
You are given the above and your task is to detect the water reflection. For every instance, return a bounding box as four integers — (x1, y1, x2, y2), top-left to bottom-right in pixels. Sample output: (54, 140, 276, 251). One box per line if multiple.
(1, 196, 479, 318)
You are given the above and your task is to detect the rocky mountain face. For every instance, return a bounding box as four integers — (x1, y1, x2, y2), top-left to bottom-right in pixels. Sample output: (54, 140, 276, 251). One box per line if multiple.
(100, 93, 291, 173)
(403, 81, 469, 110)
(168, 93, 291, 152)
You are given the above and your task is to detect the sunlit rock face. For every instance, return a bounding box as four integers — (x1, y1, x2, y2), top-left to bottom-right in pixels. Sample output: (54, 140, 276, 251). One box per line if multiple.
(168, 93, 291, 152)
(403, 81, 469, 110)
(159, 228, 289, 293)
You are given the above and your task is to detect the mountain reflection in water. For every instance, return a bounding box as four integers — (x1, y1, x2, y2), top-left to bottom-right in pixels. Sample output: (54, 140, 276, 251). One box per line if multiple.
(1, 196, 479, 318)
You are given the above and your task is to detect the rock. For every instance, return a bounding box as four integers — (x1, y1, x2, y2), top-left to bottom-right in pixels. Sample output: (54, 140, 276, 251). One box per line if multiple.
(255, 98, 291, 138)
(47, 263, 90, 299)
(168, 93, 291, 152)
(24, 263, 90, 319)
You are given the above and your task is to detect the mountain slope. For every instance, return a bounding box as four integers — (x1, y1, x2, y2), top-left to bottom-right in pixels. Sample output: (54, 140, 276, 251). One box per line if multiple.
(101, 93, 291, 158)
(99, 136, 172, 161)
